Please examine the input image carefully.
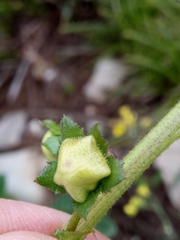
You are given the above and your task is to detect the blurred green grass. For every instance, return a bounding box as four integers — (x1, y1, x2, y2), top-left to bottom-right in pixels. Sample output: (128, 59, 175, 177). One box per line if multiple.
(62, 0, 180, 106)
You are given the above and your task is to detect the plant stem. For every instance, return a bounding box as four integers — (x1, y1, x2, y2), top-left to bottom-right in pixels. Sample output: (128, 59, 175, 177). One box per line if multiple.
(65, 211, 81, 231)
(75, 102, 180, 239)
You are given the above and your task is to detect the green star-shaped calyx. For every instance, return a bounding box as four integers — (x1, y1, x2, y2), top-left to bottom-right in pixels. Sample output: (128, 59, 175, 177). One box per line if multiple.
(54, 135, 111, 203)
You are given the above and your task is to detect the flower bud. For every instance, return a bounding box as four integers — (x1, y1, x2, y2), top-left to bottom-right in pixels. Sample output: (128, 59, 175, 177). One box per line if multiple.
(54, 135, 111, 203)
(42, 130, 56, 160)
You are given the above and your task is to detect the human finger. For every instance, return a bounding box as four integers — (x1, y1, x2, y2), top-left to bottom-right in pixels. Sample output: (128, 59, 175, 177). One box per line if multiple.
(0, 231, 110, 240)
(0, 199, 110, 240)
(0, 199, 70, 235)
(0, 231, 56, 240)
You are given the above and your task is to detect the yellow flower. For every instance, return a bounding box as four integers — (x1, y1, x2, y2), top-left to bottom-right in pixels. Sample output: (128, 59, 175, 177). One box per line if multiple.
(129, 196, 145, 208)
(140, 117, 152, 128)
(112, 120, 126, 137)
(118, 105, 136, 127)
(123, 203, 138, 217)
(136, 184, 151, 197)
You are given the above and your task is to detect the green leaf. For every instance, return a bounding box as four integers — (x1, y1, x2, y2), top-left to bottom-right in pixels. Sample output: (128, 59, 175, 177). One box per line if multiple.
(51, 195, 73, 214)
(0, 175, 14, 199)
(73, 187, 101, 218)
(101, 156, 125, 192)
(0, 175, 5, 194)
(96, 213, 118, 238)
(43, 136, 60, 155)
(54, 229, 91, 240)
(60, 116, 84, 139)
(35, 160, 66, 194)
(88, 123, 108, 155)
(40, 120, 60, 135)
(0, 2, 14, 16)
(0, 175, 6, 197)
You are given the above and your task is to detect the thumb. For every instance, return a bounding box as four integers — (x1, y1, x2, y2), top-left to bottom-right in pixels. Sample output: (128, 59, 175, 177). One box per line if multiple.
(0, 230, 110, 240)
(0, 231, 56, 240)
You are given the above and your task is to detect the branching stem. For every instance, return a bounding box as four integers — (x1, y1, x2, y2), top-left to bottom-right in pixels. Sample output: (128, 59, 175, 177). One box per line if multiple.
(74, 102, 180, 239)
(65, 211, 81, 232)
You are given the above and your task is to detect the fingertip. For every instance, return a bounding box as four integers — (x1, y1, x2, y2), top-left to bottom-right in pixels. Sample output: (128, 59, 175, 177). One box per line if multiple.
(0, 231, 110, 240)
(0, 199, 70, 235)
(86, 231, 110, 240)
(0, 231, 57, 240)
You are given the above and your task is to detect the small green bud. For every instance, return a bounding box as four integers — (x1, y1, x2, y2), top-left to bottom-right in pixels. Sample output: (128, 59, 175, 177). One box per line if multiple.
(42, 130, 56, 160)
(54, 135, 111, 203)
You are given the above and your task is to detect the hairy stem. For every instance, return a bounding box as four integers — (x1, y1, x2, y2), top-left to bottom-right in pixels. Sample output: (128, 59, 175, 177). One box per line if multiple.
(65, 211, 81, 231)
(75, 102, 180, 239)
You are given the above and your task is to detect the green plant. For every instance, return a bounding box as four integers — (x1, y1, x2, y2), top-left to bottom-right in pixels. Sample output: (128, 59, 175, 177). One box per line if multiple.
(51, 195, 118, 238)
(62, 0, 180, 105)
(35, 102, 180, 240)
(0, 175, 14, 199)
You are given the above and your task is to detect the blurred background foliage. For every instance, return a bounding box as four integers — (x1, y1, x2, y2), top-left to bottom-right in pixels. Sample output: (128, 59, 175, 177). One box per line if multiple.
(62, 0, 180, 111)
(0, 0, 47, 36)
(2, 0, 180, 109)
(0, 175, 13, 199)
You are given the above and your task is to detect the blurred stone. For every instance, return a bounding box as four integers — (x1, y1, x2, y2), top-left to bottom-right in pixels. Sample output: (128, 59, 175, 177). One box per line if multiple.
(0, 148, 47, 204)
(27, 118, 44, 137)
(0, 111, 27, 150)
(43, 68, 57, 82)
(154, 139, 180, 209)
(83, 58, 129, 104)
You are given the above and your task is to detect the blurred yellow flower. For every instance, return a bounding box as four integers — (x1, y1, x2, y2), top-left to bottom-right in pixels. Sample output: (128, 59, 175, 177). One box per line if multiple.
(140, 117, 152, 128)
(111, 105, 136, 137)
(112, 120, 126, 137)
(136, 184, 151, 197)
(118, 105, 136, 127)
(123, 203, 138, 217)
(129, 196, 145, 208)
(123, 184, 151, 218)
